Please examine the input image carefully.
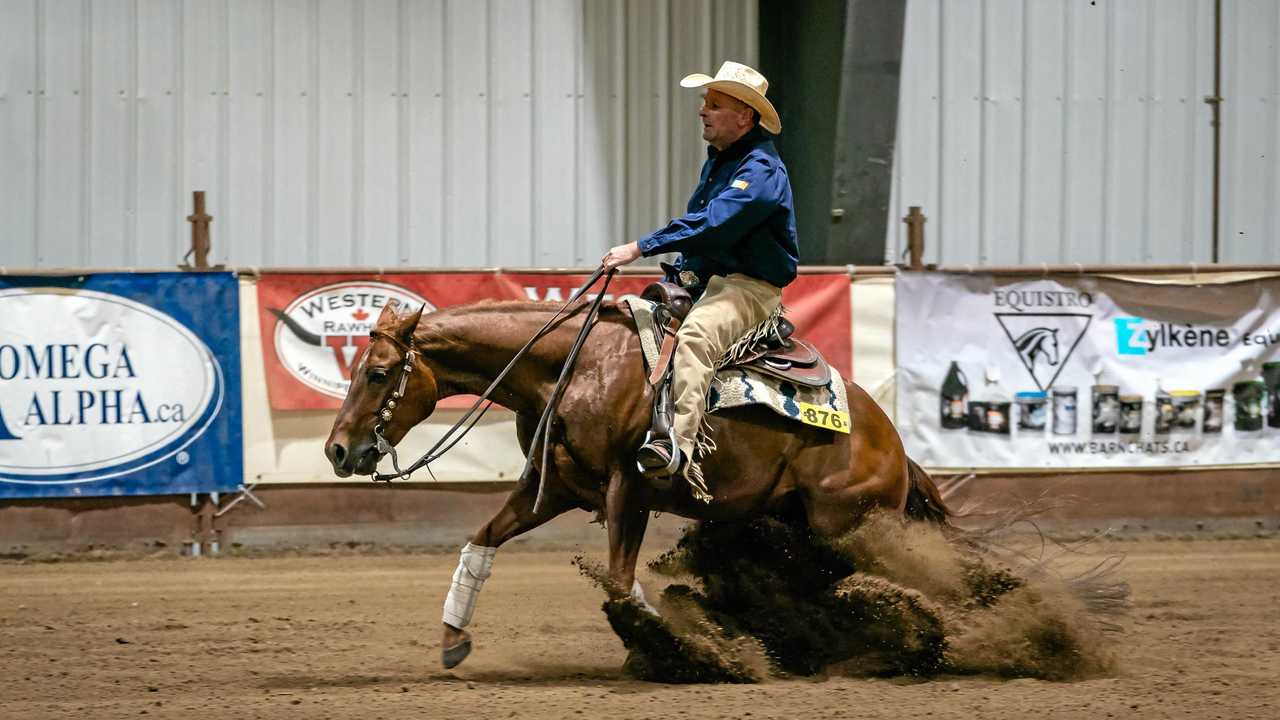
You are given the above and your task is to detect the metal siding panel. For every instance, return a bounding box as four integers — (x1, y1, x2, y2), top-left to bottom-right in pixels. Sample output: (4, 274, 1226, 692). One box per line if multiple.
(1102, 0, 1149, 264)
(182, 0, 225, 262)
(228, 0, 269, 267)
(1145, 0, 1203, 264)
(135, 0, 180, 267)
(1188, 0, 1215, 263)
(668, 0, 712, 222)
(887, 0, 941, 265)
(406, 0, 445, 265)
(532, 0, 577, 264)
(270, 0, 313, 266)
(578, 0, 625, 261)
(85, 0, 130, 267)
(443, 0, 489, 265)
(1060, 0, 1107, 263)
(0, 0, 39, 266)
(359, 0, 402, 266)
(40, 0, 87, 266)
(979, 0, 1023, 265)
(937, 0, 982, 264)
(489, 0, 534, 266)
(624, 0, 669, 246)
(1019, 0, 1065, 263)
(314, 0, 356, 265)
(1222, 0, 1278, 263)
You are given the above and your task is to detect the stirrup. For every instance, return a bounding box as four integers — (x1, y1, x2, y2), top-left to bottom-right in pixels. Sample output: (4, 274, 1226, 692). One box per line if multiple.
(636, 427, 681, 480)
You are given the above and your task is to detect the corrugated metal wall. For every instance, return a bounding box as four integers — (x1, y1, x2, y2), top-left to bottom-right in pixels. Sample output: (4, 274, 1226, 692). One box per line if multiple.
(0, 0, 756, 269)
(887, 0, 1280, 266)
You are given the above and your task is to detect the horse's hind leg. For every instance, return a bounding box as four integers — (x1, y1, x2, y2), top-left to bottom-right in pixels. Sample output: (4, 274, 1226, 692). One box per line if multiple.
(440, 463, 572, 669)
(605, 469, 653, 610)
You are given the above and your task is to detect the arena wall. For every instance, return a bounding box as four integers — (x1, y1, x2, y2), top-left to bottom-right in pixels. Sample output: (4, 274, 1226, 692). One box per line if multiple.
(1, 265, 1277, 555)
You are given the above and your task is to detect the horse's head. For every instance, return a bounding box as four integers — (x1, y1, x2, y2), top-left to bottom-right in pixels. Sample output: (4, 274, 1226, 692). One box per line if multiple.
(324, 301, 437, 477)
(1016, 327, 1062, 368)
(1044, 328, 1061, 366)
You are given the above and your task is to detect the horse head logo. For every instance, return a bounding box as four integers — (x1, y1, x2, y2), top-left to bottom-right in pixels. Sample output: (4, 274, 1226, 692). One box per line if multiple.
(1013, 327, 1060, 369)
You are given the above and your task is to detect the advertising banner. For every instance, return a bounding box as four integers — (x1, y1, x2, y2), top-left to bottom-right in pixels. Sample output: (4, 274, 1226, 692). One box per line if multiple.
(896, 273, 1280, 468)
(0, 273, 242, 498)
(257, 271, 851, 411)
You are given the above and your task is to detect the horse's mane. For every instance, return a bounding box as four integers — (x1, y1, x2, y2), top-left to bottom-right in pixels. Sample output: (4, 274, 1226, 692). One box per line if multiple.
(431, 297, 630, 320)
(416, 298, 633, 338)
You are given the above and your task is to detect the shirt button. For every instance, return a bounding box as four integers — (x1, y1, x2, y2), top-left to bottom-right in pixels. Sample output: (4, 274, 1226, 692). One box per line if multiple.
(699, 200, 706, 206)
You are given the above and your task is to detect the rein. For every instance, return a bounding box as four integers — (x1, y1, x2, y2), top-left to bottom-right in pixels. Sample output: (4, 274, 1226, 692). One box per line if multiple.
(370, 266, 616, 493)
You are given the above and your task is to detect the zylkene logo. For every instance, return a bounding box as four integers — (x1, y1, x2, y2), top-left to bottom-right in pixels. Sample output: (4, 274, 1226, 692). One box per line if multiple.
(994, 312, 1093, 391)
(270, 281, 434, 399)
(1114, 317, 1232, 356)
(0, 288, 223, 484)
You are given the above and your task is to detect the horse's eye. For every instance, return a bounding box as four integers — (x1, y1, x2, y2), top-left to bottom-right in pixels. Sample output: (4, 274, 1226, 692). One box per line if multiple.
(368, 369, 389, 385)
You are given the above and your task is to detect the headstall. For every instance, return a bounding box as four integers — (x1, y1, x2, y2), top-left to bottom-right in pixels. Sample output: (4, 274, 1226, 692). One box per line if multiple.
(367, 265, 616, 504)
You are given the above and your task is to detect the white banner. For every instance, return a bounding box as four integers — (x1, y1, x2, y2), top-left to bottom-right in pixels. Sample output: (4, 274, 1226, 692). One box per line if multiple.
(896, 273, 1280, 468)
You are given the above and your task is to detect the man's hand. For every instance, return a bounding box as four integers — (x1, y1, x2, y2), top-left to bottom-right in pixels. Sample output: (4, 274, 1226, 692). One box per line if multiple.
(601, 242, 642, 270)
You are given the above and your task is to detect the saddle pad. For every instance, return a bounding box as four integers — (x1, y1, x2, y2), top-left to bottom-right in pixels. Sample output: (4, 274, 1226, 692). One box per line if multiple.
(623, 296, 851, 432)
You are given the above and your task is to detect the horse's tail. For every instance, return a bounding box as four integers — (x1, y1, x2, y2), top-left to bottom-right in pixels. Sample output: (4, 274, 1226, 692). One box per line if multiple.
(904, 457, 951, 525)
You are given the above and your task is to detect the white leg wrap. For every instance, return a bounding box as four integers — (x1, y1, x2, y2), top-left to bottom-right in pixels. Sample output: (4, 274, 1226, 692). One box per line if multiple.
(631, 579, 659, 616)
(442, 543, 497, 629)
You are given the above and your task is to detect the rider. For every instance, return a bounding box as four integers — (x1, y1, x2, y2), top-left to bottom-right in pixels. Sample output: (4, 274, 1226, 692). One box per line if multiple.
(601, 61, 798, 495)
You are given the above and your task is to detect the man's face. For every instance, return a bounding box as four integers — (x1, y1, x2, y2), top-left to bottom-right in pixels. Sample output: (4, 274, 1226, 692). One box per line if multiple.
(699, 89, 752, 151)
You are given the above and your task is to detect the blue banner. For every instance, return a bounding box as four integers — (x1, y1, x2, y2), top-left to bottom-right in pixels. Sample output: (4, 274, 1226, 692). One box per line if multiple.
(0, 272, 242, 498)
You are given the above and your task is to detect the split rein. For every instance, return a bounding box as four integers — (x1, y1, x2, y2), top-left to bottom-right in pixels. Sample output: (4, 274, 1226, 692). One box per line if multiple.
(369, 266, 616, 510)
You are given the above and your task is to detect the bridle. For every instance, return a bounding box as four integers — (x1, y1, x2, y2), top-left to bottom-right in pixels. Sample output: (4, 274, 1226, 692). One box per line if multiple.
(367, 266, 616, 512)
(366, 327, 419, 476)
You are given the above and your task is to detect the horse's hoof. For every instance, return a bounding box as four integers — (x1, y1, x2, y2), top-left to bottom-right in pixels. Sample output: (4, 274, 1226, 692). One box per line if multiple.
(442, 638, 472, 669)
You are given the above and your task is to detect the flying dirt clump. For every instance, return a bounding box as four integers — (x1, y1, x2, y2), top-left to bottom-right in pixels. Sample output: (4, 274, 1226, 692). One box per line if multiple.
(583, 509, 1124, 683)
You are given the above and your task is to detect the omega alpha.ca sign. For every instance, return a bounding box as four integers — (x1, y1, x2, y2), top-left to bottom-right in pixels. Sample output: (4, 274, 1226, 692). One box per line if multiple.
(0, 274, 242, 498)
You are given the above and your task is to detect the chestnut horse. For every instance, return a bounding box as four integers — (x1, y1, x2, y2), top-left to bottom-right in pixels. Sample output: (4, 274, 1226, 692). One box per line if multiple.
(324, 298, 948, 669)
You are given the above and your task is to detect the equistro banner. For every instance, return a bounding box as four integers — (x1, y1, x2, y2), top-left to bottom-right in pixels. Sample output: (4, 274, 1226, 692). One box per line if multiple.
(257, 271, 851, 410)
(0, 273, 242, 497)
(896, 273, 1280, 468)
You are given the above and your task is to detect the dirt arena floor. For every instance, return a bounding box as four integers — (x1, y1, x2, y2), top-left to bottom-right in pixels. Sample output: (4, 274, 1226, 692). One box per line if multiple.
(2, 535, 1278, 719)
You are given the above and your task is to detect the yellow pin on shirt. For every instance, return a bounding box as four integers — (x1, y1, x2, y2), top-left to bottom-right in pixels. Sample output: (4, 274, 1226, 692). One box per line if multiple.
(732, 179, 750, 190)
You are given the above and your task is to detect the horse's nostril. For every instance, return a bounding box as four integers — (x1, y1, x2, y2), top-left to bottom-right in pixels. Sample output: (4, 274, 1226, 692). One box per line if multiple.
(328, 442, 347, 466)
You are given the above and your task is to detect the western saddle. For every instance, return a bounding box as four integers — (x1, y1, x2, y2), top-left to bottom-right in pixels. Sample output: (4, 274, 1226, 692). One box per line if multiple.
(638, 280, 834, 470)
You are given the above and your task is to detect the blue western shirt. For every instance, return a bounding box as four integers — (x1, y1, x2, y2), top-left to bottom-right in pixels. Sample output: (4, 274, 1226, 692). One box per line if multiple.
(637, 127, 799, 295)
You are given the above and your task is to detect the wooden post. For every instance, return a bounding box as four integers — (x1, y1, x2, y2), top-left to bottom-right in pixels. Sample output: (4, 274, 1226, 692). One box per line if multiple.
(183, 191, 212, 269)
(904, 206, 926, 270)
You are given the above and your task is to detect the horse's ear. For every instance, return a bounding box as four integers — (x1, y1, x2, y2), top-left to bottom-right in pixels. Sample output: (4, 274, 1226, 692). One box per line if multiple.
(375, 300, 402, 331)
(399, 303, 425, 343)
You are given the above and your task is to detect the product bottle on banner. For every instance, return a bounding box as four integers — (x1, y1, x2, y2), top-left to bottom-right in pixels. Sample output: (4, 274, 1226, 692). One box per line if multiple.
(983, 378, 1011, 435)
(1118, 394, 1144, 435)
(1170, 390, 1202, 432)
(1264, 362, 1280, 429)
(1154, 381, 1175, 435)
(1052, 386, 1078, 436)
(940, 362, 969, 429)
(1091, 384, 1120, 434)
(1233, 380, 1265, 432)
(1203, 389, 1225, 434)
(1016, 391, 1048, 434)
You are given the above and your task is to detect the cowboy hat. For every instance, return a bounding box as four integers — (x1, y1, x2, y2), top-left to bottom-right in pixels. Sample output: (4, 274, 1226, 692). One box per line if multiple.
(680, 61, 781, 134)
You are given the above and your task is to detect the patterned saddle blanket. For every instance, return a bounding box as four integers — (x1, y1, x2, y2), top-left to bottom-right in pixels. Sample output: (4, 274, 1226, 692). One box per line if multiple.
(622, 296, 851, 434)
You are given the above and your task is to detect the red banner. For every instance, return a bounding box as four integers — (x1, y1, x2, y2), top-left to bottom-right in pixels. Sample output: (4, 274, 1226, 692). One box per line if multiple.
(257, 271, 850, 410)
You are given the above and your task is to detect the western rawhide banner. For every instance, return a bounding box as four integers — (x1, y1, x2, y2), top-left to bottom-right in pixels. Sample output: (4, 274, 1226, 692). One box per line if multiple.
(897, 272, 1280, 468)
(257, 272, 851, 410)
(0, 273, 242, 498)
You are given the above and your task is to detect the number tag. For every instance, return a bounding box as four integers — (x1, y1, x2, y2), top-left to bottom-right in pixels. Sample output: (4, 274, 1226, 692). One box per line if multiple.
(797, 402, 850, 434)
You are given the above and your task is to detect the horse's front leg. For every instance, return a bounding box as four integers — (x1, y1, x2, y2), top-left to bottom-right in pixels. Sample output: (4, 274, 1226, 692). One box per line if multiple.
(440, 475, 570, 669)
(605, 469, 654, 611)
